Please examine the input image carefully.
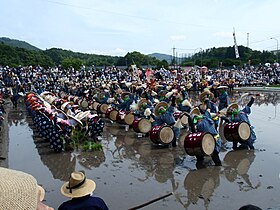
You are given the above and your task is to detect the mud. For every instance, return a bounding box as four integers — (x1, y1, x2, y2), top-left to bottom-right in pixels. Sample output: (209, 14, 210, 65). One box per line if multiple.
(1, 90, 280, 210)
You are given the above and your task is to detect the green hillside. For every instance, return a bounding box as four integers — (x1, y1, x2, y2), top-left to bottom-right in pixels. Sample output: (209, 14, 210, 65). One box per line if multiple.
(0, 37, 41, 51)
(0, 37, 277, 69)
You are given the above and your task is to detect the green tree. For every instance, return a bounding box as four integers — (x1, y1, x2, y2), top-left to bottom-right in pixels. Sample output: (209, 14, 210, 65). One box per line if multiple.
(61, 57, 83, 70)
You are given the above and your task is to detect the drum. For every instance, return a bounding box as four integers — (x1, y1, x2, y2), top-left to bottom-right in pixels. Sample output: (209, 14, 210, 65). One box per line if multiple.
(88, 101, 94, 110)
(173, 112, 188, 126)
(223, 122, 250, 142)
(92, 102, 100, 110)
(97, 104, 108, 114)
(116, 110, 127, 124)
(184, 132, 216, 156)
(60, 91, 67, 99)
(150, 125, 174, 145)
(173, 111, 181, 120)
(132, 118, 152, 133)
(80, 100, 89, 109)
(105, 107, 118, 121)
(124, 111, 135, 125)
(180, 114, 188, 126)
(68, 96, 74, 102)
(73, 96, 80, 104)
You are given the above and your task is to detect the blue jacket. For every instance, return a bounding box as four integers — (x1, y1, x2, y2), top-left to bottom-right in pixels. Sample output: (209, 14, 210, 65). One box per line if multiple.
(229, 105, 256, 144)
(58, 195, 109, 210)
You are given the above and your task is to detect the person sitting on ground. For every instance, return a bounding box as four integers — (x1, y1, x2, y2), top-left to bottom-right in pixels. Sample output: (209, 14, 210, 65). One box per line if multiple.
(0, 167, 54, 210)
(58, 170, 109, 210)
(150, 96, 182, 147)
(221, 96, 256, 150)
(186, 107, 222, 166)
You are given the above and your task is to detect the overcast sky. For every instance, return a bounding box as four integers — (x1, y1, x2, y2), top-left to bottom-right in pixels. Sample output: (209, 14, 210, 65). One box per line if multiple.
(1, 0, 280, 56)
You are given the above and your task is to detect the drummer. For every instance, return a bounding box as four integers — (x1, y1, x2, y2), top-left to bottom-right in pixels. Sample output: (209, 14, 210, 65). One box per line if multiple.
(198, 89, 219, 129)
(217, 85, 231, 110)
(222, 96, 256, 150)
(115, 92, 134, 111)
(186, 107, 222, 166)
(134, 98, 154, 118)
(151, 96, 181, 147)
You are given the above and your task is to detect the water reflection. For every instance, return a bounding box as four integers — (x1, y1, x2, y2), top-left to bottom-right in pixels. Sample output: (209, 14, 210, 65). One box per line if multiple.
(38, 149, 76, 181)
(7, 109, 26, 126)
(230, 91, 280, 107)
(76, 150, 106, 170)
(6, 91, 279, 209)
(223, 150, 260, 191)
(183, 167, 221, 209)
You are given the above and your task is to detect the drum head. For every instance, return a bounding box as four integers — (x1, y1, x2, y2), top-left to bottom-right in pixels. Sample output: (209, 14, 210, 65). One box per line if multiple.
(124, 113, 135, 125)
(81, 100, 88, 108)
(93, 102, 100, 110)
(100, 104, 109, 113)
(201, 133, 215, 156)
(180, 114, 188, 126)
(238, 122, 250, 141)
(109, 110, 118, 121)
(159, 126, 174, 144)
(138, 119, 152, 133)
(74, 96, 80, 103)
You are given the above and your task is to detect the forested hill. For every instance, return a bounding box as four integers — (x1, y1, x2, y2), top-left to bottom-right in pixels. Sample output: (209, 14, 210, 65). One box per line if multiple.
(0, 37, 277, 68)
(0, 38, 164, 69)
(0, 37, 41, 51)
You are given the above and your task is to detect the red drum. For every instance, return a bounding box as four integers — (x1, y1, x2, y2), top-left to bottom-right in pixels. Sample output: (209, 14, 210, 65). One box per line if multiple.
(92, 102, 100, 110)
(150, 125, 174, 145)
(173, 111, 181, 120)
(116, 110, 127, 124)
(173, 112, 188, 126)
(105, 107, 118, 121)
(88, 101, 94, 110)
(68, 96, 74, 102)
(73, 96, 80, 104)
(60, 91, 67, 99)
(223, 122, 250, 142)
(97, 104, 108, 114)
(180, 114, 188, 126)
(132, 118, 152, 133)
(184, 132, 216, 156)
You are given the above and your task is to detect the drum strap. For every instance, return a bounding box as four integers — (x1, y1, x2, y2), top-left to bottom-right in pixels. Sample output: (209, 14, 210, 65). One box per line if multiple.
(212, 116, 219, 121)
(214, 134, 220, 141)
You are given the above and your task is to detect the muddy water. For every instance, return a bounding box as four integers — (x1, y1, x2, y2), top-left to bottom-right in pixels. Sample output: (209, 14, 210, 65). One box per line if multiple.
(6, 91, 280, 210)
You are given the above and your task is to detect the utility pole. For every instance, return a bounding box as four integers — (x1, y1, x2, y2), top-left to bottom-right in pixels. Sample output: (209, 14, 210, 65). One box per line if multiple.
(247, 33, 249, 48)
(172, 47, 176, 65)
(270, 37, 279, 63)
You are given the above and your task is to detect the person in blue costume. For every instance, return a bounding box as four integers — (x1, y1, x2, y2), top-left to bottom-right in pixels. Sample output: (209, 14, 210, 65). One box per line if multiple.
(151, 96, 184, 147)
(198, 89, 219, 129)
(116, 92, 134, 111)
(186, 105, 222, 166)
(134, 97, 154, 118)
(217, 86, 231, 111)
(177, 87, 192, 113)
(221, 96, 256, 150)
(58, 171, 109, 210)
(95, 91, 110, 104)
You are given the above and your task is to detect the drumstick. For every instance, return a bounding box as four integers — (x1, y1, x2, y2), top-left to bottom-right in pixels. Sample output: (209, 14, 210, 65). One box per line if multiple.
(235, 92, 262, 104)
(248, 93, 264, 97)
(128, 192, 173, 210)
